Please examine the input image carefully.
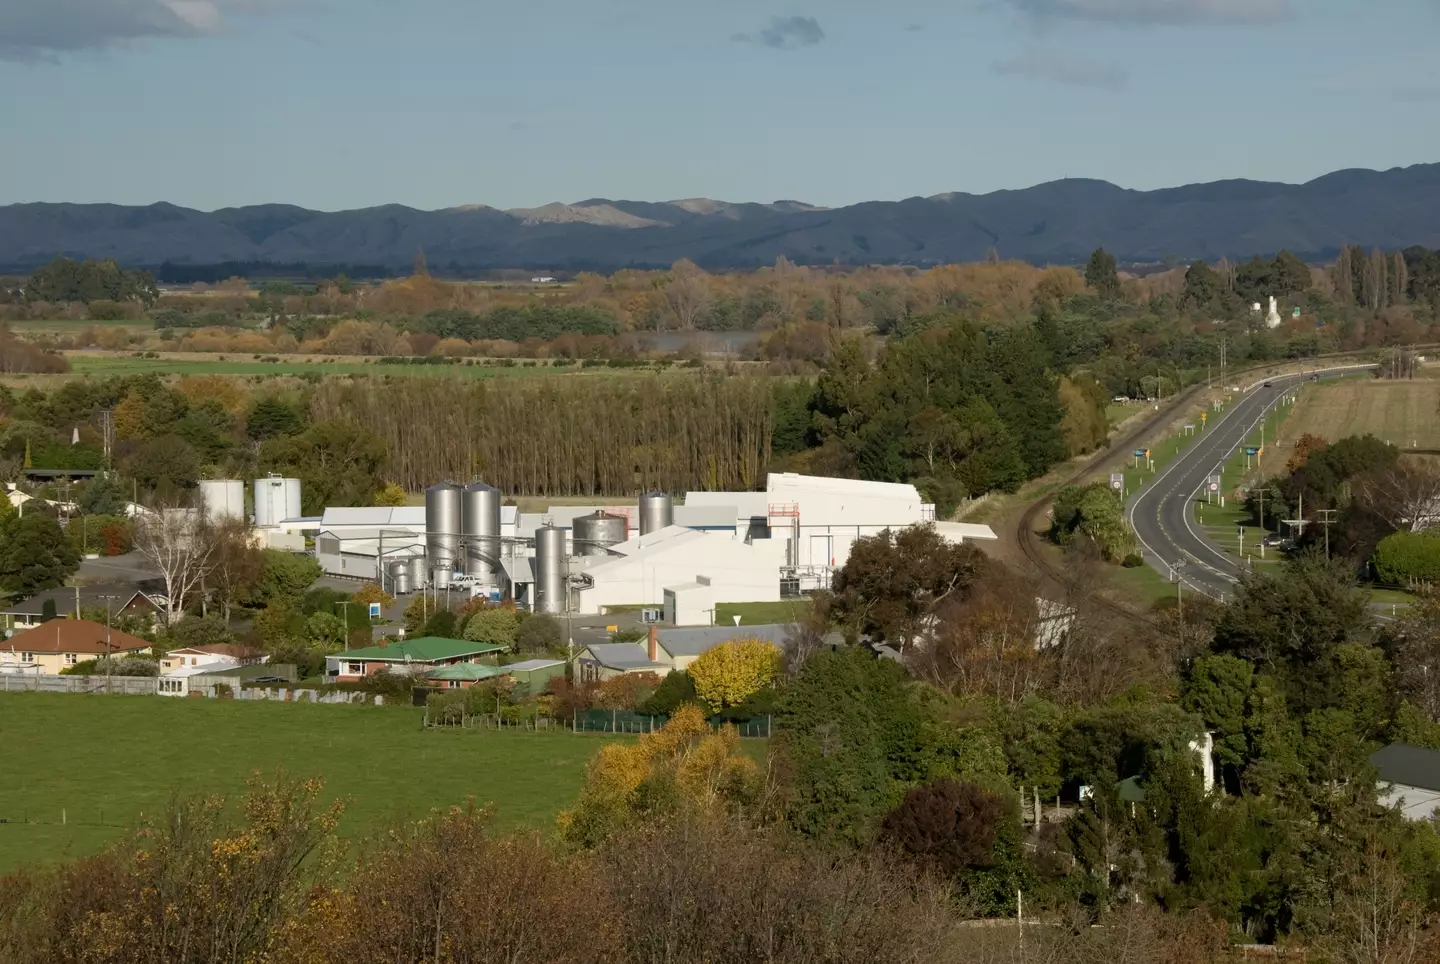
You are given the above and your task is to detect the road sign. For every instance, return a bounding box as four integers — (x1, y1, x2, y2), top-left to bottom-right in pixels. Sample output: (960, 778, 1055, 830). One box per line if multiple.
(1245, 446, 1260, 457)
(1201, 412, 1207, 422)
(1209, 480, 1220, 492)
(368, 602, 381, 619)
(1134, 449, 1145, 458)
(1109, 473, 1124, 491)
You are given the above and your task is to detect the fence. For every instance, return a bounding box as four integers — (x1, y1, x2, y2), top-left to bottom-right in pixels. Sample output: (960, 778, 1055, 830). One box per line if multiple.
(0, 674, 384, 705)
(0, 674, 158, 696)
(421, 709, 564, 731)
(573, 708, 774, 738)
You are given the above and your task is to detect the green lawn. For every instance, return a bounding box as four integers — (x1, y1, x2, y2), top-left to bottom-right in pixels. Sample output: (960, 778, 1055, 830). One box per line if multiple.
(715, 600, 813, 626)
(0, 694, 620, 873)
(1108, 562, 1178, 610)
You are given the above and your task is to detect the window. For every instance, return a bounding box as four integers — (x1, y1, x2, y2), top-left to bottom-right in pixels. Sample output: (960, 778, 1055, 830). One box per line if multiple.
(64, 653, 78, 666)
(20, 652, 34, 663)
(447, 680, 461, 689)
(346, 662, 364, 676)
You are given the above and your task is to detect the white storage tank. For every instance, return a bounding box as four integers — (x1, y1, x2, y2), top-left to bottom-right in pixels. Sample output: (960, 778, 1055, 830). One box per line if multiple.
(254, 476, 303, 527)
(199, 479, 245, 522)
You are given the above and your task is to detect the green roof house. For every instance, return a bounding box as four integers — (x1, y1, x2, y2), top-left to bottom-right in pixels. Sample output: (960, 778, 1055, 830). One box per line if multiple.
(328, 637, 506, 682)
(426, 663, 509, 688)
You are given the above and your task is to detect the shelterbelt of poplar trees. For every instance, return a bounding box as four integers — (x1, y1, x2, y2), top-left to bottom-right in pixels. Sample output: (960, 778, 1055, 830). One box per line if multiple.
(311, 374, 775, 495)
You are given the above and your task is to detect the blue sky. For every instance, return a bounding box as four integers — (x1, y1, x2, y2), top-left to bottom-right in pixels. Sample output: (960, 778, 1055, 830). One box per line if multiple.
(1, 0, 1437, 211)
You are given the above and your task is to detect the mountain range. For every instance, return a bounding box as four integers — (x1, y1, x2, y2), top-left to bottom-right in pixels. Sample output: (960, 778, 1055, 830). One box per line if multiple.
(3, 164, 1439, 273)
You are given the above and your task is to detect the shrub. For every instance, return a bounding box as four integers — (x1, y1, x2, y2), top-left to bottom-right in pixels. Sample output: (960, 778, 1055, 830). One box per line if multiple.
(1373, 532, 1440, 586)
(879, 779, 1004, 877)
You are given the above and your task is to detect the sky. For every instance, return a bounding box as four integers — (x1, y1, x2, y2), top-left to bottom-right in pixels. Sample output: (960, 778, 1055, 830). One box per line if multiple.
(0, 0, 1437, 211)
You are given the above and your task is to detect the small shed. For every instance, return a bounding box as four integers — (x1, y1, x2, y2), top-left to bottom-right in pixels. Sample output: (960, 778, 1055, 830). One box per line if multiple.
(503, 658, 566, 695)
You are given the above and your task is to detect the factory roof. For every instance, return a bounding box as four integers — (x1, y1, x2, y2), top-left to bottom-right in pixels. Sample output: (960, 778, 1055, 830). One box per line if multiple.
(1371, 744, 1440, 792)
(320, 506, 426, 528)
(658, 624, 790, 658)
(767, 472, 922, 501)
(934, 522, 1000, 543)
(672, 504, 742, 529)
(684, 490, 770, 517)
(502, 556, 537, 586)
(580, 643, 669, 672)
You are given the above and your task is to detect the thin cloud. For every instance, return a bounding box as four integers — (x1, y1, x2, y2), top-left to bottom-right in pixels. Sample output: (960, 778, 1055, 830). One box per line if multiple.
(993, 47, 1129, 88)
(1004, 0, 1293, 25)
(905, 22, 925, 31)
(0, 0, 302, 61)
(732, 15, 825, 50)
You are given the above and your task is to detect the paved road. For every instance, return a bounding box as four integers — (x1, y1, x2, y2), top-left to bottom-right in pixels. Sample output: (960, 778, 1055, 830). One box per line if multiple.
(1126, 365, 1374, 600)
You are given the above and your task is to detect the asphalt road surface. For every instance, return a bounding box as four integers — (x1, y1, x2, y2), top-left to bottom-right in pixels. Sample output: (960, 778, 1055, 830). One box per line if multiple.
(1126, 365, 1374, 600)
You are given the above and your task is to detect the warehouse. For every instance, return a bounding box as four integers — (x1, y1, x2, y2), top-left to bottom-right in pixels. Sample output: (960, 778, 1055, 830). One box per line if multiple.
(315, 529, 426, 583)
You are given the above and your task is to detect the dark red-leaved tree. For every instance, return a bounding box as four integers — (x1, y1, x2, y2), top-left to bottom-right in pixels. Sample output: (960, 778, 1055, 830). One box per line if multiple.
(879, 778, 1003, 877)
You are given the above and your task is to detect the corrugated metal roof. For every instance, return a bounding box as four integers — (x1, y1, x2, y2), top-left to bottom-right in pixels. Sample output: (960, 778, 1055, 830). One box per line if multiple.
(426, 663, 507, 681)
(1372, 744, 1440, 792)
(672, 505, 740, 529)
(336, 638, 506, 663)
(320, 506, 426, 527)
(580, 643, 669, 671)
(504, 658, 566, 672)
(658, 623, 790, 657)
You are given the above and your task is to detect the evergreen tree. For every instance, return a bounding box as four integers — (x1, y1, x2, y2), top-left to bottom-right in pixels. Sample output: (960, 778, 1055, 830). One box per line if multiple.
(0, 515, 81, 599)
(1084, 248, 1121, 299)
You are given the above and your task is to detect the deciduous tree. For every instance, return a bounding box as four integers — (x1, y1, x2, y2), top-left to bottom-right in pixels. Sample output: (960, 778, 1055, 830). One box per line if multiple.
(687, 637, 782, 710)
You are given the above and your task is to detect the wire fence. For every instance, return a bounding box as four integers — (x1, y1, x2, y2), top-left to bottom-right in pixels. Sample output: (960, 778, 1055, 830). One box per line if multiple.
(420, 705, 775, 738)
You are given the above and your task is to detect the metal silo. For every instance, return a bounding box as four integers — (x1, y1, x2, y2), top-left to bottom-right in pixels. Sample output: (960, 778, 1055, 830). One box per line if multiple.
(573, 511, 628, 557)
(254, 476, 302, 527)
(639, 492, 674, 536)
(425, 482, 462, 581)
(199, 480, 245, 522)
(461, 483, 503, 584)
(534, 526, 567, 614)
(387, 560, 409, 595)
(407, 554, 428, 590)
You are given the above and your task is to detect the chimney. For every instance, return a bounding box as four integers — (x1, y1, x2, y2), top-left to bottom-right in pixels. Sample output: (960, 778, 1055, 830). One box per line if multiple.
(647, 624, 658, 662)
(377, 638, 388, 649)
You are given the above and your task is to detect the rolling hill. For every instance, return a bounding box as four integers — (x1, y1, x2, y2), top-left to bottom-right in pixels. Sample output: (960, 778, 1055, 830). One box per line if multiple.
(2, 164, 1438, 272)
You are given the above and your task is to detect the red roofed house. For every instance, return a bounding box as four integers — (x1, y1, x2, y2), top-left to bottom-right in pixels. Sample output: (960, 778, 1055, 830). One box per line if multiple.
(1, 620, 152, 676)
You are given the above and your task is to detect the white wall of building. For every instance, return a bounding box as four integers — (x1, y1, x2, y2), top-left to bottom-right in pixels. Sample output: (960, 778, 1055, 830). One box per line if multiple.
(1379, 783, 1440, 821)
(573, 528, 785, 615)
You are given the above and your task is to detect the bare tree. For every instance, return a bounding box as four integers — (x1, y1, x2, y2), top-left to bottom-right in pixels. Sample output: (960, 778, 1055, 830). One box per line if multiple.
(133, 500, 218, 625)
(662, 259, 711, 330)
(1309, 842, 1439, 964)
(209, 518, 264, 624)
(1360, 458, 1440, 532)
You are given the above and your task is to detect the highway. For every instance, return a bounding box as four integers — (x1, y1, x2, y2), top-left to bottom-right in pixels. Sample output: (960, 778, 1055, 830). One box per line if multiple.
(1125, 365, 1374, 600)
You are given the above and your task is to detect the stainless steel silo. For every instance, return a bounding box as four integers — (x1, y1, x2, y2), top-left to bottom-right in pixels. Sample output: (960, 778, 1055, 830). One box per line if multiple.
(387, 560, 409, 595)
(425, 482, 462, 580)
(573, 511, 628, 557)
(407, 554, 428, 590)
(639, 492, 674, 536)
(394, 571, 411, 596)
(534, 526, 567, 614)
(461, 482, 503, 584)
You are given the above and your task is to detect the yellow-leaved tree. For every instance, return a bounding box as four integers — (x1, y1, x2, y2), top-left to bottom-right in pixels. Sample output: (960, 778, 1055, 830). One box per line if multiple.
(373, 482, 408, 507)
(558, 705, 761, 847)
(687, 637, 782, 711)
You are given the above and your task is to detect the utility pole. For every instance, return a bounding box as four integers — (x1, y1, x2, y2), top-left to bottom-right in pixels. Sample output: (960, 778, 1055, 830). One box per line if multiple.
(1318, 509, 1339, 559)
(99, 594, 119, 694)
(337, 600, 353, 642)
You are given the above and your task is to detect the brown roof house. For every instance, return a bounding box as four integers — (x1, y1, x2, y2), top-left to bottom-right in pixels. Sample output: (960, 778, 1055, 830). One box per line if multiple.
(0, 620, 152, 676)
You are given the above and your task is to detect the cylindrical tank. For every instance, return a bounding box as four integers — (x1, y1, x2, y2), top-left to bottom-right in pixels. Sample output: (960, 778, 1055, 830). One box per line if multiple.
(461, 482, 503, 583)
(407, 554, 428, 590)
(573, 510, 628, 556)
(433, 568, 453, 591)
(253, 476, 302, 527)
(394, 571, 411, 596)
(386, 559, 408, 593)
(199, 479, 245, 522)
(535, 526, 566, 614)
(639, 492, 674, 536)
(425, 482, 462, 578)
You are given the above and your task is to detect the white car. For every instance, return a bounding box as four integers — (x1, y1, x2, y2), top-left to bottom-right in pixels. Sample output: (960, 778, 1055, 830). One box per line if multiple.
(450, 573, 485, 589)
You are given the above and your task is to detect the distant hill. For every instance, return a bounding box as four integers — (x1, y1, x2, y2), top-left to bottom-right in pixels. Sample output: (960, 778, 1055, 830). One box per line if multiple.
(3, 164, 1438, 272)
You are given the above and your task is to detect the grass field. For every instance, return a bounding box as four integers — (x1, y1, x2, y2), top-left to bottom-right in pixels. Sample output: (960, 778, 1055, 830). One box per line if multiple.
(60, 354, 678, 380)
(0, 695, 633, 873)
(1277, 378, 1440, 451)
(715, 600, 812, 626)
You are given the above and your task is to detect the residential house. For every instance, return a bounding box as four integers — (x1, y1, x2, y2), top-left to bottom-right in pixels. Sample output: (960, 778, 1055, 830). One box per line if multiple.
(576, 624, 790, 682)
(1, 620, 152, 675)
(425, 663, 509, 689)
(326, 637, 506, 683)
(159, 644, 267, 673)
(0, 587, 162, 633)
(1371, 743, 1440, 820)
(159, 661, 297, 697)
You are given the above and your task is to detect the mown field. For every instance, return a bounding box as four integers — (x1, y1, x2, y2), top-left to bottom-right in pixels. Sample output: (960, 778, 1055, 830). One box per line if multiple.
(0, 695, 621, 873)
(1277, 377, 1440, 451)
